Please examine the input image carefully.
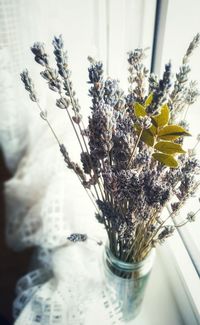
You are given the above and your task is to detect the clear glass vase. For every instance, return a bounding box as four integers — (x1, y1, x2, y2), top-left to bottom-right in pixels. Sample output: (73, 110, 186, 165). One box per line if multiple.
(102, 244, 155, 322)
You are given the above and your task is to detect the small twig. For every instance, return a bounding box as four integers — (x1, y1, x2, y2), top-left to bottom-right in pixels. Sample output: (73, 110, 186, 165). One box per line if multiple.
(127, 127, 144, 168)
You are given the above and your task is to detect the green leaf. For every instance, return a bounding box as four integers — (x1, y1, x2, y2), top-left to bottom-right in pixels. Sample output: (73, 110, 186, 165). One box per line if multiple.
(154, 141, 186, 154)
(151, 104, 170, 128)
(133, 102, 146, 118)
(149, 124, 157, 136)
(135, 124, 155, 146)
(145, 93, 153, 107)
(152, 152, 179, 168)
(158, 125, 191, 140)
(141, 129, 155, 146)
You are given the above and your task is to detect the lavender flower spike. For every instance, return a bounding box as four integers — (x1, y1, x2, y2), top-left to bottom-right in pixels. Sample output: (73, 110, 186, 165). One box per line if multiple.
(20, 69, 38, 102)
(67, 233, 88, 242)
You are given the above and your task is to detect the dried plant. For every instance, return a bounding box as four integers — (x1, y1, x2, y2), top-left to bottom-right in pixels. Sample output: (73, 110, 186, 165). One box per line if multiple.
(21, 34, 200, 263)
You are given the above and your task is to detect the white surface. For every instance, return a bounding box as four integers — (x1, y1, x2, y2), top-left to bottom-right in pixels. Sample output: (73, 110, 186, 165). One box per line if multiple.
(13, 241, 185, 325)
(163, 234, 200, 325)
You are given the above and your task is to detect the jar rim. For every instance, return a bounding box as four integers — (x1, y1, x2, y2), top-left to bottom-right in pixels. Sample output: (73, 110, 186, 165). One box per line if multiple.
(104, 243, 155, 272)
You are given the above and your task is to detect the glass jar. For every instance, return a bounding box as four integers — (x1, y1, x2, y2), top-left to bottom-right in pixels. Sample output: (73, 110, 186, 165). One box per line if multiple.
(102, 244, 155, 322)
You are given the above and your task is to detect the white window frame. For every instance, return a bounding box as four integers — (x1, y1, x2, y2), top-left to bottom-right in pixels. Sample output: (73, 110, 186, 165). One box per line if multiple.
(152, 1, 200, 323)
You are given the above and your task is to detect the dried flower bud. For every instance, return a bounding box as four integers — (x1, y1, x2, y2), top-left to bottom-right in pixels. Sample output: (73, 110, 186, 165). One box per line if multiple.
(31, 42, 49, 66)
(53, 35, 71, 81)
(137, 116, 152, 129)
(171, 202, 180, 212)
(40, 68, 61, 92)
(148, 224, 157, 233)
(149, 73, 159, 93)
(185, 81, 199, 105)
(187, 211, 196, 222)
(81, 152, 92, 174)
(158, 225, 175, 242)
(95, 212, 104, 224)
(183, 33, 200, 64)
(72, 114, 82, 124)
(60, 144, 69, 160)
(88, 60, 103, 83)
(67, 233, 88, 242)
(40, 69, 53, 81)
(40, 111, 47, 120)
(81, 128, 89, 137)
(128, 49, 146, 66)
(53, 35, 63, 50)
(56, 97, 70, 109)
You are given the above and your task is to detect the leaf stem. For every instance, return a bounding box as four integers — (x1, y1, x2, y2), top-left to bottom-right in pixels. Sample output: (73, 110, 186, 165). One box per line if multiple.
(127, 127, 144, 168)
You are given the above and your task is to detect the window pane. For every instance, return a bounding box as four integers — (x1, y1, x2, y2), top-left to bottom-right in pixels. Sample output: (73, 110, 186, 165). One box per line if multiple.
(156, 0, 200, 267)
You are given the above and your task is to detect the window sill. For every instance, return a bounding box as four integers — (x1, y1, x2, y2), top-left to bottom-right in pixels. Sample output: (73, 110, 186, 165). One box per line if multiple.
(159, 231, 200, 325)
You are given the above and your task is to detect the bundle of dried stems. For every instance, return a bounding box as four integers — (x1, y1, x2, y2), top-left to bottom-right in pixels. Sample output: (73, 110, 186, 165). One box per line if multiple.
(21, 34, 200, 262)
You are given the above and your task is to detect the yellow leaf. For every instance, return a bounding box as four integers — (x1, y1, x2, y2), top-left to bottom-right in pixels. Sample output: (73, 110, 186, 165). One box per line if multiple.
(158, 125, 191, 140)
(142, 129, 155, 146)
(152, 153, 179, 168)
(151, 104, 170, 128)
(157, 134, 179, 141)
(145, 93, 153, 107)
(149, 124, 157, 136)
(133, 103, 146, 118)
(135, 124, 155, 146)
(154, 141, 186, 154)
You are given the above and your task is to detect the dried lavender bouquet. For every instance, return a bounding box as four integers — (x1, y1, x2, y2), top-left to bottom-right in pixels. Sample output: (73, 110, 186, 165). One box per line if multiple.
(21, 34, 200, 263)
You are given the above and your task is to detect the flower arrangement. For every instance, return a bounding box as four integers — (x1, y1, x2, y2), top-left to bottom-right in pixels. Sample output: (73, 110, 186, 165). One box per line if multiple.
(21, 34, 200, 264)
